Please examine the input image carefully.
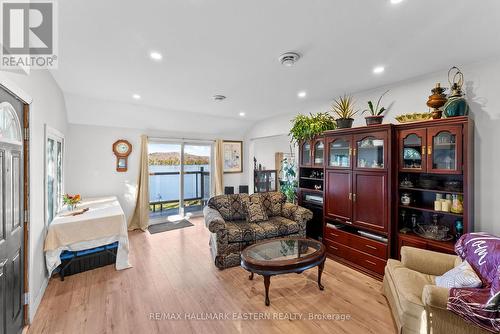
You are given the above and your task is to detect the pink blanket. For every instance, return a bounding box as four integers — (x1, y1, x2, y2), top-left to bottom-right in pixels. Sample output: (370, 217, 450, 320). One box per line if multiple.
(447, 233, 500, 333)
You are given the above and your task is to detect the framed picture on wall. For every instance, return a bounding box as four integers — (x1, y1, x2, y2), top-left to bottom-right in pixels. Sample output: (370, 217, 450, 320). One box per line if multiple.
(223, 140, 243, 173)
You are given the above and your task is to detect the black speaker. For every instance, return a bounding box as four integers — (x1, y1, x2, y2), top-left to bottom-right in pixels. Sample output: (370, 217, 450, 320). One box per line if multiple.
(239, 185, 249, 194)
(224, 186, 234, 195)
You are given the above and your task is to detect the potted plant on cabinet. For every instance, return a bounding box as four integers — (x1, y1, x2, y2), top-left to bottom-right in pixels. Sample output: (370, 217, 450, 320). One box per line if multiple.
(330, 94, 359, 129)
(362, 90, 389, 126)
(289, 112, 336, 143)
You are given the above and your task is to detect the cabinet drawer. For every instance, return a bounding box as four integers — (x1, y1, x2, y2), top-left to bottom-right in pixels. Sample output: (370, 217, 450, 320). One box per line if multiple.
(348, 248, 386, 276)
(324, 226, 350, 245)
(349, 234, 387, 259)
(325, 240, 349, 259)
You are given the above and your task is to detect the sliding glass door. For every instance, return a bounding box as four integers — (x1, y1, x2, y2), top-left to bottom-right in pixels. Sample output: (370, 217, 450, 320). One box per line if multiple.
(148, 140, 212, 221)
(183, 144, 211, 215)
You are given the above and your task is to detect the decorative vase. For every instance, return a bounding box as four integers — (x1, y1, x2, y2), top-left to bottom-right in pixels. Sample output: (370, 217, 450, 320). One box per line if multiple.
(426, 83, 447, 119)
(336, 118, 354, 129)
(67, 204, 76, 211)
(443, 66, 469, 117)
(365, 115, 384, 126)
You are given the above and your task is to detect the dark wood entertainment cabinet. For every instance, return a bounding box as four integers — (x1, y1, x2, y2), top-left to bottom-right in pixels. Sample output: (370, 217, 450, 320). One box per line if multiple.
(298, 117, 473, 279)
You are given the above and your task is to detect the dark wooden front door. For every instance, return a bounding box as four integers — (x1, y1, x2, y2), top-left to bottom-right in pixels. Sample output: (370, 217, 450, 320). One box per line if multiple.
(325, 170, 352, 223)
(0, 88, 24, 334)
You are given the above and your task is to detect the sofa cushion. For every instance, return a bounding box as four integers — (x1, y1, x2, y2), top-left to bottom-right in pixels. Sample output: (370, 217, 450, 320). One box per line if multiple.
(208, 194, 248, 221)
(261, 192, 286, 217)
(435, 260, 482, 289)
(222, 217, 301, 243)
(385, 259, 435, 321)
(244, 194, 268, 223)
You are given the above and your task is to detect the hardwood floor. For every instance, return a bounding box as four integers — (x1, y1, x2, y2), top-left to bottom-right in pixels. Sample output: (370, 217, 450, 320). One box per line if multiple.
(29, 217, 396, 334)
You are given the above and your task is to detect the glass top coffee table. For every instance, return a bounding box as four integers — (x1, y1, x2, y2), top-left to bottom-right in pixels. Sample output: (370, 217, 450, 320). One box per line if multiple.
(241, 237, 326, 306)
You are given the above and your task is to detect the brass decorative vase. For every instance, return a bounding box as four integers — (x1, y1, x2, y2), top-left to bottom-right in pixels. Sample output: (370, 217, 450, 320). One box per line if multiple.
(426, 83, 447, 119)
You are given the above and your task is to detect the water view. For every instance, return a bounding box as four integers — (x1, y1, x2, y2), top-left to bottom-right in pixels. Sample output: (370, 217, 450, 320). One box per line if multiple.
(148, 142, 211, 216)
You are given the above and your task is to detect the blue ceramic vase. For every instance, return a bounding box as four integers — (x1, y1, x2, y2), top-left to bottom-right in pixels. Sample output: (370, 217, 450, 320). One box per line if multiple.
(444, 96, 469, 117)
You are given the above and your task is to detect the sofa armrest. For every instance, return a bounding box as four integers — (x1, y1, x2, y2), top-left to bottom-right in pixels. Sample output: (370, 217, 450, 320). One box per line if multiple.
(203, 206, 227, 233)
(281, 203, 313, 229)
(422, 285, 450, 310)
(401, 246, 457, 276)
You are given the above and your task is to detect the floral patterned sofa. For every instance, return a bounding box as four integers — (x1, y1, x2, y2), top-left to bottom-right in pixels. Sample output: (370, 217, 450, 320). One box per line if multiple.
(203, 192, 313, 269)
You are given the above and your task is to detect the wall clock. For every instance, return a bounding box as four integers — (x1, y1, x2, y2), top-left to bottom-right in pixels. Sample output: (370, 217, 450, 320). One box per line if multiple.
(112, 139, 132, 172)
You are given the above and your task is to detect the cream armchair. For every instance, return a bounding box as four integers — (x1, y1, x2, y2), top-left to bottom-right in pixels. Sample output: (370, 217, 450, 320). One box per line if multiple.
(383, 246, 489, 334)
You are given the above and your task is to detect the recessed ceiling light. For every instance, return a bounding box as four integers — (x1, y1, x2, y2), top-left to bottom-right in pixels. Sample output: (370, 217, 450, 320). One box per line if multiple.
(132, 94, 141, 100)
(390, 0, 404, 4)
(150, 51, 163, 61)
(213, 94, 226, 101)
(297, 91, 307, 98)
(239, 112, 246, 117)
(373, 66, 385, 74)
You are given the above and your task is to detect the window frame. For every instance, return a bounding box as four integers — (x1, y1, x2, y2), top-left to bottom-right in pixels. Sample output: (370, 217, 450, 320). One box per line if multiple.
(44, 125, 65, 225)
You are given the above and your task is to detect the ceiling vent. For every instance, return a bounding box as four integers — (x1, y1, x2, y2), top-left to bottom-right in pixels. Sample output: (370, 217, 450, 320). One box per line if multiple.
(212, 94, 226, 101)
(279, 52, 301, 67)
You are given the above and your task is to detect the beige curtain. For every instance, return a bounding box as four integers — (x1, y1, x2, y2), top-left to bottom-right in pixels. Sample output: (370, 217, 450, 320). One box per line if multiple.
(129, 135, 150, 231)
(214, 139, 224, 196)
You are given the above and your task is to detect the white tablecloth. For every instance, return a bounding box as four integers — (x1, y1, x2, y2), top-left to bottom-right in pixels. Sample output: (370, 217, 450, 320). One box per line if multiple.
(44, 196, 132, 276)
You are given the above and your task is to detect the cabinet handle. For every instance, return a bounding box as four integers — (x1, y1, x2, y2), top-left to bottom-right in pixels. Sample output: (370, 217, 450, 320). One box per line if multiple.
(331, 233, 339, 237)
(428, 146, 432, 155)
(365, 244, 377, 250)
(421, 145, 426, 156)
(365, 259, 377, 266)
(349, 147, 352, 156)
(329, 246, 338, 251)
(353, 193, 357, 202)
(353, 148, 357, 156)
(345, 221, 352, 225)
(349, 192, 352, 200)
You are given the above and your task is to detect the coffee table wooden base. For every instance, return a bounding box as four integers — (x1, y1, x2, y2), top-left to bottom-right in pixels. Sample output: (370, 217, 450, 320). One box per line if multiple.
(246, 258, 326, 306)
(241, 238, 327, 307)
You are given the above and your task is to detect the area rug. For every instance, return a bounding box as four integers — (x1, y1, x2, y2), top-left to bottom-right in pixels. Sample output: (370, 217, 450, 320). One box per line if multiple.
(148, 219, 194, 234)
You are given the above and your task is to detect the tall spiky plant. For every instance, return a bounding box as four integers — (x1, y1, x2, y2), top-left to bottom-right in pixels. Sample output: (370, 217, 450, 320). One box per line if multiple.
(330, 94, 359, 119)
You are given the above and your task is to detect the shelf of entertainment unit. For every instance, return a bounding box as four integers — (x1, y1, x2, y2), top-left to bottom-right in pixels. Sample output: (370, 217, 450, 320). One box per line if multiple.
(399, 204, 463, 217)
(299, 187, 323, 194)
(300, 177, 324, 181)
(399, 186, 463, 195)
(399, 232, 455, 253)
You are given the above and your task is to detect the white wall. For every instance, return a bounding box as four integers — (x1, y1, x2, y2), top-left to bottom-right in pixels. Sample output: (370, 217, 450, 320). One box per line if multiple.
(66, 124, 248, 221)
(245, 58, 500, 235)
(0, 70, 68, 322)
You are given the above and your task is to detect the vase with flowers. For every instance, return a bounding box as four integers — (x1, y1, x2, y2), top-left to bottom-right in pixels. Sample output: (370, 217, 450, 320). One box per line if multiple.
(63, 194, 81, 211)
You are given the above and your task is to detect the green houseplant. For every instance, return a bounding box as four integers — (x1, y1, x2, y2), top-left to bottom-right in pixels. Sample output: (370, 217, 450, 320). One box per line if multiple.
(280, 157, 298, 203)
(289, 112, 336, 143)
(363, 90, 389, 126)
(329, 94, 359, 129)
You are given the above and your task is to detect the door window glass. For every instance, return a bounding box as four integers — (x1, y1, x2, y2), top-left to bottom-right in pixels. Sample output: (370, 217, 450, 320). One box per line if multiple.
(329, 139, 350, 167)
(357, 137, 384, 168)
(432, 131, 457, 170)
(403, 134, 423, 169)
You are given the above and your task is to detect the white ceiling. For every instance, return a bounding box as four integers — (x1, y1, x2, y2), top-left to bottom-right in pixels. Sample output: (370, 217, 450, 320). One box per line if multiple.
(51, 0, 500, 122)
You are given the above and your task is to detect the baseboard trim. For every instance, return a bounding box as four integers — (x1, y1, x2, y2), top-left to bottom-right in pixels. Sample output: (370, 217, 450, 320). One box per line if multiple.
(29, 277, 49, 323)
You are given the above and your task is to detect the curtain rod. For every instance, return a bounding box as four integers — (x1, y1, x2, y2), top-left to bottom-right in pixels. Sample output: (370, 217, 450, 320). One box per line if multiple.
(148, 136, 216, 143)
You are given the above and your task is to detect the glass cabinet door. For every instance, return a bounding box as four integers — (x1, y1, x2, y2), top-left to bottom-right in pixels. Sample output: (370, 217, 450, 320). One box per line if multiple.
(301, 141, 311, 166)
(328, 137, 351, 168)
(400, 129, 426, 172)
(355, 134, 386, 170)
(427, 126, 462, 174)
(313, 139, 324, 166)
